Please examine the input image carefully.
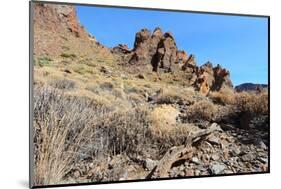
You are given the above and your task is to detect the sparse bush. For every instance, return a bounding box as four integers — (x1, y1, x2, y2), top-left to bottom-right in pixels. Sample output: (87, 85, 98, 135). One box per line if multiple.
(156, 89, 194, 105)
(36, 57, 53, 67)
(61, 53, 77, 59)
(234, 91, 268, 115)
(112, 88, 126, 99)
(186, 100, 218, 121)
(85, 84, 100, 94)
(128, 93, 144, 103)
(33, 86, 106, 185)
(33, 86, 152, 184)
(49, 79, 76, 90)
(71, 64, 93, 75)
(209, 88, 235, 105)
(149, 105, 180, 136)
(100, 82, 114, 91)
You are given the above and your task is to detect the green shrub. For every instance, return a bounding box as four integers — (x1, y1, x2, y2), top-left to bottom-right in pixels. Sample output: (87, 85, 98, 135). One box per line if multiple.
(61, 53, 77, 59)
(36, 57, 53, 67)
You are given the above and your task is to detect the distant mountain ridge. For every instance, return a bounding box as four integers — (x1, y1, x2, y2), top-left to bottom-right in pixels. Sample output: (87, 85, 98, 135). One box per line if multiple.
(235, 83, 268, 91)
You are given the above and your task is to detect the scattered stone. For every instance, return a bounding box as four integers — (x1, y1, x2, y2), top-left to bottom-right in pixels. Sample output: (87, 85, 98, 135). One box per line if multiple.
(194, 170, 201, 176)
(64, 69, 72, 74)
(137, 73, 146, 79)
(210, 163, 226, 174)
(144, 158, 158, 171)
(191, 157, 201, 165)
(185, 170, 194, 176)
(179, 165, 185, 171)
(240, 145, 250, 155)
(230, 146, 241, 156)
(241, 152, 256, 162)
(73, 170, 80, 178)
(207, 134, 220, 145)
(257, 157, 268, 164)
(202, 154, 210, 163)
(211, 154, 220, 161)
(100, 66, 112, 74)
(255, 140, 267, 150)
(223, 170, 234, 174)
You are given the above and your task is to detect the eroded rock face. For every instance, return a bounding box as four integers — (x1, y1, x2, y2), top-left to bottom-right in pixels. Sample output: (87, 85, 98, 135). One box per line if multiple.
(119, 27, 234, 95)
(129, 29, 153, 65)
(128, 28, 180, 72)
(33, 3, 111, 59)
(152, 32, 178, 72)
(194, 62, 233, 96)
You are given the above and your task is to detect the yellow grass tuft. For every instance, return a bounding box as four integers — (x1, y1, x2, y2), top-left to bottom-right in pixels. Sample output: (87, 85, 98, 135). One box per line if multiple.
(149, 105, 180, 136)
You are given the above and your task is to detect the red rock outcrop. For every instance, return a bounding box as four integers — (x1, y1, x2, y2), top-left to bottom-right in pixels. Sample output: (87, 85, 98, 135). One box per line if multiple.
(127, 28, 183, 72)
(33, 3, 112, 59)
(194, 62, 233, 96)
(113, 27, 234, 95)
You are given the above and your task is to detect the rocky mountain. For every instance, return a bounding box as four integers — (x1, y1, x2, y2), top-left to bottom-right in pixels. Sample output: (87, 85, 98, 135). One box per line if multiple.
(33, 3, 113, 60)
(112, 27, 233, 96)
(235, 83, 268, 92)
(33, 3, 233, 96)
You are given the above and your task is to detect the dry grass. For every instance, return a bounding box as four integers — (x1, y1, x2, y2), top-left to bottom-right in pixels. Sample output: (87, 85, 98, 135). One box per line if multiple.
(33, 86, 103, 185)
(234, 91, 268, 115)
(186, 100, 218, 121)
(49, 79, 76, 90)
(149, 105, 180, 136)
(33, 85, 151, 185)
(209, 88, 235, 105)
(155, 88, 195, 105)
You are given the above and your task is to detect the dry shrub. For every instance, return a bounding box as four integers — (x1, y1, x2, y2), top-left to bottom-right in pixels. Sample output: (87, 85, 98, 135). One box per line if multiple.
(33, 86, 151, 185)
(234, 91, 268, 115)
(33, 86, 104, 185)
(209, 88, 235, 105)
(99, 81, 114, 91)
(112, 88, 126, 99)
(155, 88, 194, 105)
(157, 123, 194, 149)
(49, 79, 76, 90)
(187, 100, 218, 121)
(128, 93, 144, 103)
(149, 105, 180, 136)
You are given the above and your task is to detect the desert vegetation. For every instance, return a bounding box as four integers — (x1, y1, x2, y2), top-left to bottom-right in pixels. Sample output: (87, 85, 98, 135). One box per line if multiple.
(32, 3, 269, 186)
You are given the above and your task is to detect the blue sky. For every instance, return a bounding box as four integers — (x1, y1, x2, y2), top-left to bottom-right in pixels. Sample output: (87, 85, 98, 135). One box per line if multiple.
(76, 6, 268, 86)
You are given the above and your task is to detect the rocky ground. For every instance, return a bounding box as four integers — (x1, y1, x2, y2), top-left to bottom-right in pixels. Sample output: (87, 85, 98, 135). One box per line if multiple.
(62, 117, 268, 184)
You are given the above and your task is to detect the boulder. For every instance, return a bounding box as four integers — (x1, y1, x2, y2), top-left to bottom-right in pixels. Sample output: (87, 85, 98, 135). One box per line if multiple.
(112, 44, 131, 54)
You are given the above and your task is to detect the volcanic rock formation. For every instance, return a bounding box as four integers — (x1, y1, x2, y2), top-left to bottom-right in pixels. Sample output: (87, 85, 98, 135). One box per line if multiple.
(34, 3, 233, 95)
(114, 27, 233, 95)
